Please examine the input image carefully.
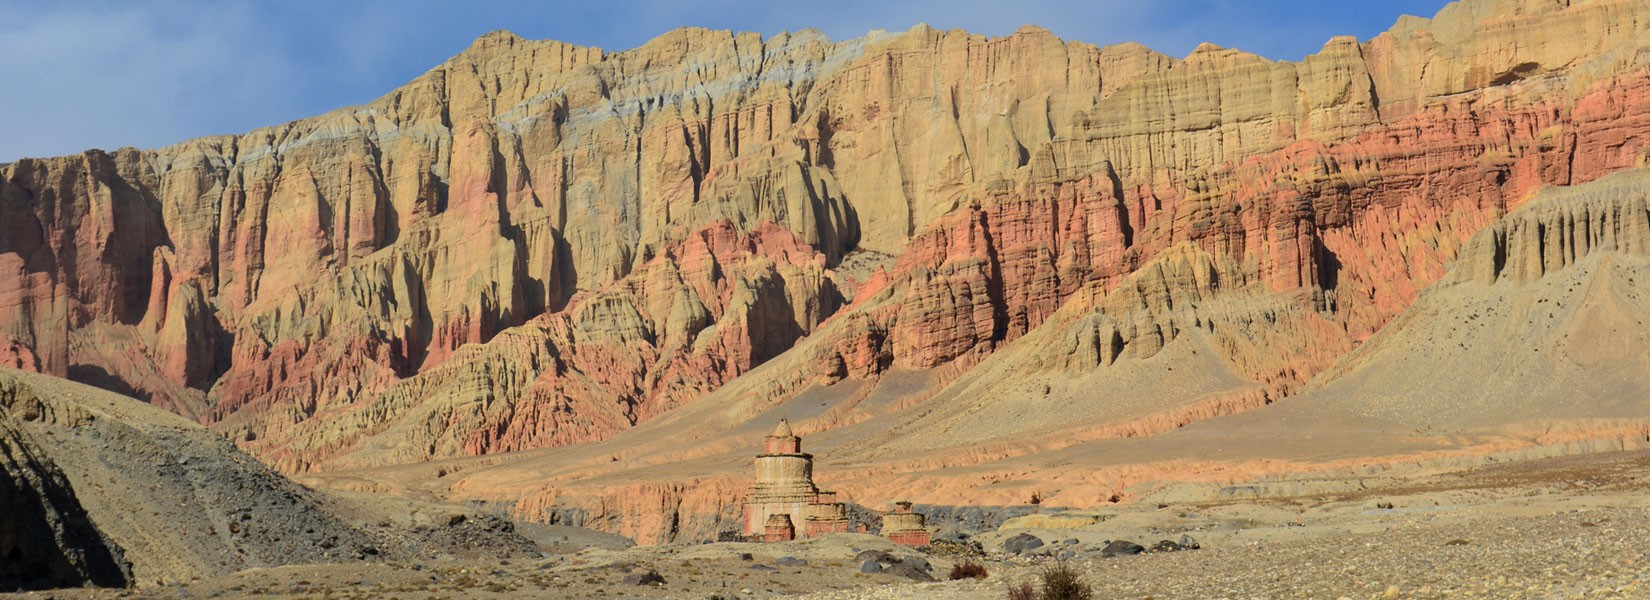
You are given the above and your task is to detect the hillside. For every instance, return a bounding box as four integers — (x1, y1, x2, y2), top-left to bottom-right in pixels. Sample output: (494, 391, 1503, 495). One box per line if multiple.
(0, 368, 536, 587)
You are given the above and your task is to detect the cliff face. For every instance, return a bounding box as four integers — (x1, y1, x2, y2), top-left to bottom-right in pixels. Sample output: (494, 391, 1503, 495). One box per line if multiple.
(431, 172, 1650, 547)
(3, 0, 1650, 472)
(1301, 170, 1650, 428)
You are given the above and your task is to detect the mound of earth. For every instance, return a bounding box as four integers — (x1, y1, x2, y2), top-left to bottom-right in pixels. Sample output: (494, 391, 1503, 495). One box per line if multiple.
(0, 410, 127, 590)
(0, 368, 539, 588)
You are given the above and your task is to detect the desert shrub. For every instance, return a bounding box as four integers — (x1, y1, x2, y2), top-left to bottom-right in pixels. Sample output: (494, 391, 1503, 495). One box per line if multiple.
(949, 559, 989, 580)
(1037, 560, 1092, 600)
(1007, 582, 1037, 600)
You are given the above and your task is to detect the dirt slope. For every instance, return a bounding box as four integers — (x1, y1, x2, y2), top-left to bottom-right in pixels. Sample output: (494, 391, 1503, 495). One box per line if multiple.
(1301, 169, 1650, 431)
(0, 368, 538, 588)
(0, 411, 127, 590)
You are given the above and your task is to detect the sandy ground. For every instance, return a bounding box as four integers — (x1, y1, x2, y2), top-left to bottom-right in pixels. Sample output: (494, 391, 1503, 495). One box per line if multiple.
(11, 449, 1650, 599)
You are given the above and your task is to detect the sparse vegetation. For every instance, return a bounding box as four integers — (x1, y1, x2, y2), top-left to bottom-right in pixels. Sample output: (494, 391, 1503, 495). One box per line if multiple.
(1007, 581, 1037, 600)
(1036, 560, 1092, 600)
(948, 559, 988, 580)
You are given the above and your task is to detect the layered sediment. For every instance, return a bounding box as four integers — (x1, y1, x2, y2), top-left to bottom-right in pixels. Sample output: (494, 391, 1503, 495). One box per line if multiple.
(0, 0, 1647, 492)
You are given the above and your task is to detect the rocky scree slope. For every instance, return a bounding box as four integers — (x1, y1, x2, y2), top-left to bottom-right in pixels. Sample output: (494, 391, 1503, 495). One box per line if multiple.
(0, 0, 1649, 475)
(1302, 169, 1650, 430)
(0, 405, 127, 590)
(0, 368, 537, 588)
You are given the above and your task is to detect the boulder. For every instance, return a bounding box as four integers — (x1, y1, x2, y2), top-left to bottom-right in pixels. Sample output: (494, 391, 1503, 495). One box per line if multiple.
(1149, 540, 1185, 552)
(882, 561, 936, 582)
(1003, 532, 1045, 554)
(853, 549, 894, 565)
(900, 556, 931, 573)
(1100, 540, 1145, 557)
(620, 569, 665, 585)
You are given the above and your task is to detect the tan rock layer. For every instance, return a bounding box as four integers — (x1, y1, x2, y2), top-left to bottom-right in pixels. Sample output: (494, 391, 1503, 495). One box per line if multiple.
(0, 0, 1647, 472)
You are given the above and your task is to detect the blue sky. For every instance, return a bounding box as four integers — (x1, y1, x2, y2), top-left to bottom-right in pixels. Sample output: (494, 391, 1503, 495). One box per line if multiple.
(0, 0, 1452, 162)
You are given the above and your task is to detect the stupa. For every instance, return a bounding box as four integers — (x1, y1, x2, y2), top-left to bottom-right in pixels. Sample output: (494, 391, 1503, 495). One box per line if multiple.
(740, 420, 849, 540)
(882, 501, 931, 547)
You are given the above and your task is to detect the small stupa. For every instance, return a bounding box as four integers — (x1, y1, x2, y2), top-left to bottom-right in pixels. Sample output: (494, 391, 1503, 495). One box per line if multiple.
(882, 501, 931, 547)
(740, 420, 849, 541)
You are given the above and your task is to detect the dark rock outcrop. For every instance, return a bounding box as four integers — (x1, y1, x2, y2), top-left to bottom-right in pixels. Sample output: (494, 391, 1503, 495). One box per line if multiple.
(1003, 532, 1046, 554)
(0, 368, 536, 587)
(1100, 540, 1146, 557)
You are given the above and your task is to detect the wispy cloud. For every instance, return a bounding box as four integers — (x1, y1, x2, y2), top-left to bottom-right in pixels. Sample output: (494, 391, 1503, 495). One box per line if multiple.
(0, 0, 1452, 162)
(0, 2, 304, 160)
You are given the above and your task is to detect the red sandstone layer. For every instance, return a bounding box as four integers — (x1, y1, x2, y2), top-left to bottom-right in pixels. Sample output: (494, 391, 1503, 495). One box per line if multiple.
(0, 0, 1647, 492)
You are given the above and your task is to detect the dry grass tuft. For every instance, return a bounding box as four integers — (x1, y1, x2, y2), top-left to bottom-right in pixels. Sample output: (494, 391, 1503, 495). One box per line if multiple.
(1036, 560, 1091, 600)
(949, 559, 989, 580)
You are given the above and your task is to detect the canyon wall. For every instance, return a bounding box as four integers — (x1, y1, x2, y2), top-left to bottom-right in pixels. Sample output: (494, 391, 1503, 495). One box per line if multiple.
(1, 0, 1649, 473)
(1301, 170, 1650, 428)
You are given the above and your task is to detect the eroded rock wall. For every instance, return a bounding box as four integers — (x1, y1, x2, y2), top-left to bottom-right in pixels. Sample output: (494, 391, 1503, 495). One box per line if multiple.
(0, 0, 1648, 471)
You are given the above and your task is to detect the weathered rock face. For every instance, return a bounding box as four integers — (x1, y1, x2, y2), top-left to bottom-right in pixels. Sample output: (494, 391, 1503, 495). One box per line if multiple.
(2, 0, 1650, 472)
(1459, 171, 1650, 286)
(1301, 170, 1650, 428)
